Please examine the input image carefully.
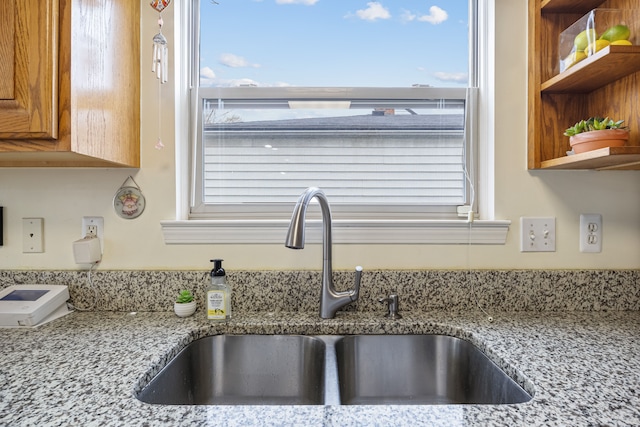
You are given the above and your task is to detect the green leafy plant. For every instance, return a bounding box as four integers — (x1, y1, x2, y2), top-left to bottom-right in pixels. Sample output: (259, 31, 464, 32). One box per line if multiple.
(176, 290, 194, 304)
(564, 117, 627, 137)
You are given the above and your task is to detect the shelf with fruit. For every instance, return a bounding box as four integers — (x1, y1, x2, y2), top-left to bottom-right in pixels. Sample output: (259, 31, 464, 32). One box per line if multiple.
(528, 0, 640, 170)
(544, 17, 640, 93)
(541, 44, 640, 93)
(561, 24, 632, 71)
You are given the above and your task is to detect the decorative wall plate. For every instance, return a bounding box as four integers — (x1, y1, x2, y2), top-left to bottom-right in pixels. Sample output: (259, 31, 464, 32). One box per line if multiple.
(150, 0, 171, 12)
(113, 176, 146, 219)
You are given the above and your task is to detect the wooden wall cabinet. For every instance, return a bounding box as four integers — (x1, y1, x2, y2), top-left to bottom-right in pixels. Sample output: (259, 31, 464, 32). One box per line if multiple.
(528, 0, 640, 170)
(0, 0, 140, 167)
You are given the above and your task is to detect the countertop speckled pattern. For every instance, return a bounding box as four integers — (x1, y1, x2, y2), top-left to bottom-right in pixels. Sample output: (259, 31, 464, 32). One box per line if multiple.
(1, 269, 639, 313)
(1, 309, 639, 427)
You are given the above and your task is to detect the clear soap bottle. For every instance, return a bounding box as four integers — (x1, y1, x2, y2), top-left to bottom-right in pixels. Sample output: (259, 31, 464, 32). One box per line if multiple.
(206, 259, 231, 321)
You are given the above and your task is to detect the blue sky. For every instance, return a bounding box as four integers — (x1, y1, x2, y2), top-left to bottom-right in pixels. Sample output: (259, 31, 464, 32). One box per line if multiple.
(199, 0, 469, 88)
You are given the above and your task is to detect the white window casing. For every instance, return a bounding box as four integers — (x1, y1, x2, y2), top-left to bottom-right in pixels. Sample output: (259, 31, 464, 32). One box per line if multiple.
(161, 0, 510, 244)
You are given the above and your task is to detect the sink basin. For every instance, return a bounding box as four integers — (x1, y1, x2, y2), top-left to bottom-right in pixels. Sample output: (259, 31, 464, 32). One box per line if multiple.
(334, 335, 532, 405)
(136, 334, 531, 406)
(136, 335, 325, 405)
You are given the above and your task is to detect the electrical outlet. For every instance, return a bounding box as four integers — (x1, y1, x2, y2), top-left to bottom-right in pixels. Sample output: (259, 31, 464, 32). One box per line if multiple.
(86, 225, 98, 237)
(520, 217, 556, 252)
(22, 218, 44, 253)
(81, 217, 104, 252)
(580, 214, 602, 253)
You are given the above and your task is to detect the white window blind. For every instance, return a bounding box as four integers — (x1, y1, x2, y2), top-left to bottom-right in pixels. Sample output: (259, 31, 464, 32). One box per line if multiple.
(192, 86, 474, 217)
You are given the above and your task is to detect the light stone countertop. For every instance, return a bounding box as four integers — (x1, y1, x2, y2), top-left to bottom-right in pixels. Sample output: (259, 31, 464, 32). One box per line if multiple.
(0, 309, 639, 427)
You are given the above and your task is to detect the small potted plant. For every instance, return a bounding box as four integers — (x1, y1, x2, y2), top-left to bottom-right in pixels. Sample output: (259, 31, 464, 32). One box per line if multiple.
(174, 290, 197, 317)
(564, 117, 629, 154)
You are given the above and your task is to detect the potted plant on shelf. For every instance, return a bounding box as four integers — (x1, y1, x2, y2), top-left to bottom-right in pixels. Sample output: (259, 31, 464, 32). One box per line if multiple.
(174, 290, 197, 317)
(564, 117, 629, 154)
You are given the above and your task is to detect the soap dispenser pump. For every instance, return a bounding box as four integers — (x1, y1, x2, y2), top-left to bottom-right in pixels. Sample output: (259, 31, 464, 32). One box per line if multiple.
(206, 259, 231, 321)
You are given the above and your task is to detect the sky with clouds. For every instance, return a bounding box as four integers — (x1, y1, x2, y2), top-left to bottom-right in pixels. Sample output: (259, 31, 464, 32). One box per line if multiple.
(199, 0, 469, 88)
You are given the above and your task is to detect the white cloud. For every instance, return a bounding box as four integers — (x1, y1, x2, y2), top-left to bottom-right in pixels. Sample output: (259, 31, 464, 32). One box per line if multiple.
(200, 66, 216, 79)
(401, 5, 448, 24)
(197, 68, 293, 88)
(417, 6, 448, 24)
(400, 10, 416, 23)
(217, 78, 294, 88)
(225, 78, 261, 87)
(354, 2, 391, 21)
(433, 71, 467, 84)
(200, 67, 217, 86)
(276, 0, 318, 4)
(219, 53, 261, 68)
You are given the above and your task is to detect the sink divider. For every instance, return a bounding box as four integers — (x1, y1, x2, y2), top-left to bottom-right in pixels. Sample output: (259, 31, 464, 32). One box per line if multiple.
(319, 335, 342, 406)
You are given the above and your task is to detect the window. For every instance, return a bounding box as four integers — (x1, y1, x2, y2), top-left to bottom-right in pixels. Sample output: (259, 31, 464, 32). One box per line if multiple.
(162, 0, 509, 244)
(193, 87, 471, 219)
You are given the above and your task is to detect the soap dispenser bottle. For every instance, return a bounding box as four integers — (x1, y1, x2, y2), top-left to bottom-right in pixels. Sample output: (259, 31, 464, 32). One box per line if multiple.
(206, 259, 231, 321)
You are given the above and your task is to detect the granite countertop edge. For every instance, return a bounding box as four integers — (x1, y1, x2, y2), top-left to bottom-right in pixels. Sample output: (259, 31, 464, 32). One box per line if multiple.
(0, 309, 639, 427)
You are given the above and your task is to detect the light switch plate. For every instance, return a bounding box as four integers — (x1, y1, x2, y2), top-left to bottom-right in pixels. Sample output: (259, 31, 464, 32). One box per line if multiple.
(520, 217, 556, 252)
(22, 218, 44, 253)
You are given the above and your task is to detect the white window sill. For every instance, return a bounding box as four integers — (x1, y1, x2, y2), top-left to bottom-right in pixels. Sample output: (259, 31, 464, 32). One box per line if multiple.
(160, 219, 511, 244)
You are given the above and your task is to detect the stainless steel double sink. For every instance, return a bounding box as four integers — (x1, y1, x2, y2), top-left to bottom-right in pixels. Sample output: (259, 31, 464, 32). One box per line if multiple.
(136, 334, 532, 406)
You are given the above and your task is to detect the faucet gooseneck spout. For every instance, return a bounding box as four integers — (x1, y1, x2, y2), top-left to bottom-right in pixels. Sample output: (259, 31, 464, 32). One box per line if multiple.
(285, 187, 361, 319)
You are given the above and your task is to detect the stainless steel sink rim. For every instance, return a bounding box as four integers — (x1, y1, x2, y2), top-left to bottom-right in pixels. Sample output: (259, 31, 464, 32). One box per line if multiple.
(333, 334, 532, 405)
(136, 334, 533, 406)
(136, 334, 326, 405)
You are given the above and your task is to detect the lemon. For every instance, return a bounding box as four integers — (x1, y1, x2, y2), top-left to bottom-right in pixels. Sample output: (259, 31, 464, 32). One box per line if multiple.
(574, 29, 597, 51)
(563, 51, 587, 70)
(584, 39, 610, 56)
(610, 39, 633, 46)
(600, 24, 630, 42)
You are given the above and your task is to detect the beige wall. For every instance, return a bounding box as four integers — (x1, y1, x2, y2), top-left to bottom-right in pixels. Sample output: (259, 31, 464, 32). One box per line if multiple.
(0, 1, 638, 271)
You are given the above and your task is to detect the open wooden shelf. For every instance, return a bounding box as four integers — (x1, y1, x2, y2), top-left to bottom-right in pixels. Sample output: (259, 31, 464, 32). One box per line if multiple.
(540, 146, 640, 169)
(541, 0, 605, 13)
(542, 45, 640, 93)
(528, 0, 640, 170)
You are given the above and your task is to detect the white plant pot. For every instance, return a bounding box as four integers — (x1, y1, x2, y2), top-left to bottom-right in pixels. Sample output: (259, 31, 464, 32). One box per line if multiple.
(174, 301, 197, 317)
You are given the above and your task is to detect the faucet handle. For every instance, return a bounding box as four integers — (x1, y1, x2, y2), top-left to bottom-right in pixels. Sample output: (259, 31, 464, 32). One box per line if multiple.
(379, 294, 402, 319)
(350, 266, 363, 302)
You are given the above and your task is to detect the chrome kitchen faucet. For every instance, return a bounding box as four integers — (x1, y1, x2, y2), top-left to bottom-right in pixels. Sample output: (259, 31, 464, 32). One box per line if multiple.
(285, 187, 362, 319)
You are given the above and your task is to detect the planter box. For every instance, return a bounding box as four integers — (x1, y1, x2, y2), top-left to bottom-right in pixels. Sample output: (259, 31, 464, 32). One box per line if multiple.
(569, 129, 629, 154)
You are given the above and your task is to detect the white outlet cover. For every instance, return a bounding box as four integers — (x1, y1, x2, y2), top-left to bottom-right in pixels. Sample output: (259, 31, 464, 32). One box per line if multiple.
(520, 217, 556, 252)
(81, 216, 104, 252)
(580, 214, 602, 253)
(22, 218, 44, 253)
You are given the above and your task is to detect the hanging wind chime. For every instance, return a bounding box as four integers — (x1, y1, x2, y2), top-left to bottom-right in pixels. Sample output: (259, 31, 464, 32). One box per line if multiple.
(150, 0, 171, 150)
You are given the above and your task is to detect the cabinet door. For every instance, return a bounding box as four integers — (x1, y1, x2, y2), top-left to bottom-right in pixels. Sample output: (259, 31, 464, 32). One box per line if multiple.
(0, 0, 58, 140)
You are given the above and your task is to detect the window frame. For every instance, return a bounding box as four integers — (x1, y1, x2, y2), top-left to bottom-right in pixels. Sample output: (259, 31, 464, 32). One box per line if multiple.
(161, 0, 510, 245)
